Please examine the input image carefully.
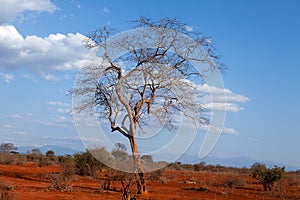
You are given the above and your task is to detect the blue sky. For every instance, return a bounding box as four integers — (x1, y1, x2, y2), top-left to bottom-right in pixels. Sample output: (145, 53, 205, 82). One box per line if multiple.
(0, 0, 299, 167)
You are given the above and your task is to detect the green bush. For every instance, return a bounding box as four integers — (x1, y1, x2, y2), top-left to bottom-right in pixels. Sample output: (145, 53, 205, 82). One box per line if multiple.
(251, 162, 285, 191)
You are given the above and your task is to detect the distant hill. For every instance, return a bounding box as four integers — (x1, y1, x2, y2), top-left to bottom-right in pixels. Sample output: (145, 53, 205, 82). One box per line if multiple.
(177, 153, 299, 172)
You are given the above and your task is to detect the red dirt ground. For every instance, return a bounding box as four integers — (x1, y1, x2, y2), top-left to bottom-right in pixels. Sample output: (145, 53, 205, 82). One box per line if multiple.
(0, 163, 299, 200)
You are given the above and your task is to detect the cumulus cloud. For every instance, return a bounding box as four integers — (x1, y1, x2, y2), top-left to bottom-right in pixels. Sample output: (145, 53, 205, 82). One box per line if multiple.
(197, 84, 250, 113)
(0, 0, 57, 24)
(0, 25, 90, 76)
(204, 102, 245, 113)
(0, 72, 14, 83)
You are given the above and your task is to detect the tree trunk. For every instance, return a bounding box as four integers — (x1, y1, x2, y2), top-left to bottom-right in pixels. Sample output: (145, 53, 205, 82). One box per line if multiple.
(129, 136, 146, 194)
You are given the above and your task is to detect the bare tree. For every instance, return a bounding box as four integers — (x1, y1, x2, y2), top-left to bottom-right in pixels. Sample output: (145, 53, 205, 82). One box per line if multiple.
(0, 143, 17, 153)
(72, 17, 223, 193)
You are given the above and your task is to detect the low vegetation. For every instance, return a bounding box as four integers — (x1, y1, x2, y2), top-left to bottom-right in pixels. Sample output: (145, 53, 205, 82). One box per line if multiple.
(0, 143, 299, 199)
(251, 162, 285, 191)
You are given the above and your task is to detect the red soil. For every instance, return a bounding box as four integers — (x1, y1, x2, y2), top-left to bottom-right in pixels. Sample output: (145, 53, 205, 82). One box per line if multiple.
(0, 163, 299, 200)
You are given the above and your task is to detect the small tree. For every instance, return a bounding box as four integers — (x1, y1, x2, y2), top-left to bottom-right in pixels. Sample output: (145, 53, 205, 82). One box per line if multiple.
(46, 150, 55, 157)
(251, 162, 285, 191)
(111, 149, 129, 161)
(115, 143, 127, 151)
(74, 150, 108, 177)
(141, 155, 153, 163)
(0, 143, 17, 153)
(31, 148, 42, 155)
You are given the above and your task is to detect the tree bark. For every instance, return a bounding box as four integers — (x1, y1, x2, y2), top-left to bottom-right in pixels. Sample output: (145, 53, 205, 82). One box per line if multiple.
(129, 134, 146, 194)
(115, 74, 147, 194)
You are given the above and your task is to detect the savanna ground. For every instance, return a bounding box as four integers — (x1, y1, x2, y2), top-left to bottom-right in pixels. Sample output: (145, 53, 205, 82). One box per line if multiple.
(0, 153, 300, 200)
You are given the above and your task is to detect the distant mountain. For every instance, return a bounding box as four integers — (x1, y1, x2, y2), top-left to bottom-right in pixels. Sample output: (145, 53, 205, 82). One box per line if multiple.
(18, 145, 82, 156)
(177, 153, 299, 172)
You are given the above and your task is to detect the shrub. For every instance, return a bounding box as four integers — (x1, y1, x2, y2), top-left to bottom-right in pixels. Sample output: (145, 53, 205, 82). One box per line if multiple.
(0, 181, 14, 200)
(251, 162, 285, 191)
(193, 162, 206, 171)
(47, 160, 76, 192)
(0, 154, 16, 165)
(46, 150, 55, 157)
(111, 150, 129, 161)
(47, 172, 73, 192)
(147, 168, 165, 181)
(286, 174, 298, 187)
(141, 155, 153, 163)
(74, 151, 102, 177)
(221, 176, 245, 188)
(38, 156, 56, 167)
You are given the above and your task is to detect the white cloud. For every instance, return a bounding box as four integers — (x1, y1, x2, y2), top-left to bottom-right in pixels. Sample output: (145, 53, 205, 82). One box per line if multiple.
(199, 125, 239, 135)
(70, 0, 81, 9)
(42, 73, 59, 81)
(47, 101, 70, 107)
(103, 7, 110, 14)
(47, 101, 71, 115)
(0, 73, 14, 83)
(3, 113, 23, 120)
(12, 131, 27, 136)
(2, 125, 13, 129)
(223, 127, 239, 135)
(204, 102, 245, 113)
(0, 0, 57, 24)
(22, 74, 38, 83)
(197, 84, 250, 113)
(57, 108, 65, 113)
(33, 116, 72, 128)
(27, 113, 34, 117)
(0, 25, 89, 77)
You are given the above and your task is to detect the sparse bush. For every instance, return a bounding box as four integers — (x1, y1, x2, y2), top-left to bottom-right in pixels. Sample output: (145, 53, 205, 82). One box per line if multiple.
(38, 156, 56, 167)
(286, 174, 298, 187)
(168, 163, 183, 171)
(141, 155, 153, 163)
(0, 181, 14, 200)
(26, 149, 42, 162)
(47, 161, 76, 192)
(251, 162, 285, 191)
(111, 150, 129, 161)
(46, 150, 55, 157)
(193, 162, 206, 171)
(147, 168, 165, 181)
(74, 151, 103, 177)
(120, 173, 138, 200)
(47, 172, 73, 192)
(0, 154, 15, 165)
(221, 176, 245, 188)
(58, 154, 74, 164)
